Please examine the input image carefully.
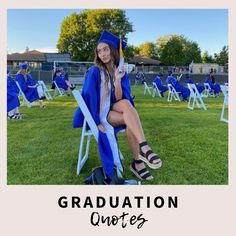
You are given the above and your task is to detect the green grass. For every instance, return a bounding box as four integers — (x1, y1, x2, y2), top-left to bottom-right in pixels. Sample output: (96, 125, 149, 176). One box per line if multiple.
(7, 85, 228, 185)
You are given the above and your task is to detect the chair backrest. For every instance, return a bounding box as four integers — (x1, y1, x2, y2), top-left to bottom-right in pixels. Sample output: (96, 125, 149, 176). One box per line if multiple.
(143, 81, 151, 95)
(187, 83, 207, 110)
(54, 81, 65, 96)
(220, 85, 228, 105)
(15, 81, 32, 107)
(152, 82, 161, 97)
(72, 90, 99, 141)
(167, 83, 180, 101)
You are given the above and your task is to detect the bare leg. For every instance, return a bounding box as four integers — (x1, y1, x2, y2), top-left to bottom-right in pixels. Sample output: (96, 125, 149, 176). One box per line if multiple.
(108, 110, 153, 180)
(39, 100, 44, 108)
(110, 99, 160, 164)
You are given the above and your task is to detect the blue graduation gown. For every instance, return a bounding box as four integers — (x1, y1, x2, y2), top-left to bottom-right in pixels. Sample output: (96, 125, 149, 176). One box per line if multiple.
(7, 76, 20, 112)
(55, 75, 69, 90)
(16, 73, 39, 102)
(73, 66, 134, 178)
(204, 78, 221, 94)
(185, 79, 204, 94)
(153, 76, 168, 92)
(166, 75, 190, 99)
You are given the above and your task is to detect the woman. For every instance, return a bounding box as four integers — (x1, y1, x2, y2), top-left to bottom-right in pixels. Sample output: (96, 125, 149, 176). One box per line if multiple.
(7, 69, 21, 119)
(16, 62, 46, 108)
(153, 73, 168, 97)
(166, 70, 190, 101)
(73, 30, 162, 181)
(185, 74, 204, 94)
(53, 68, 75, 93)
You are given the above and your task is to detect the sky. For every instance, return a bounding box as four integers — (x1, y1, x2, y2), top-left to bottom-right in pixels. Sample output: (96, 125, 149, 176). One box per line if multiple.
(7, 9, 228, 56)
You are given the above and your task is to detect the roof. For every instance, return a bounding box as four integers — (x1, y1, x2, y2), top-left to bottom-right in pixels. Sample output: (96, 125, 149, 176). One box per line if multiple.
(129, 55, 160, 65)
(7, 50, 71, 63)
(7, 50, 45, 61)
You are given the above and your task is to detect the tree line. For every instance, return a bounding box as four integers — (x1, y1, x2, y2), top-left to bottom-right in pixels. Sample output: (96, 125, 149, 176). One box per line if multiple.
(57, 9, 228, 66)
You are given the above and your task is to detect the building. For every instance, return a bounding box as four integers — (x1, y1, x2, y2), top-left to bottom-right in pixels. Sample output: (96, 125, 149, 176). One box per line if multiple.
(7, 50, 71, 71)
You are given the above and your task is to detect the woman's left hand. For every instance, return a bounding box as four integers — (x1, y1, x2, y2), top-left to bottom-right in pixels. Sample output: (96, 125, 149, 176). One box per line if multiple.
(115, 66, 125, 81)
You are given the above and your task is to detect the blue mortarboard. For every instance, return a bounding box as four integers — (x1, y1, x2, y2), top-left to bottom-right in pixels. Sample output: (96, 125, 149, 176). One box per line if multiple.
(168, 70, 173, 75)
(19, 62, 28, 70)
(98, 30, 127, 51)
(158, 73, 163, 77)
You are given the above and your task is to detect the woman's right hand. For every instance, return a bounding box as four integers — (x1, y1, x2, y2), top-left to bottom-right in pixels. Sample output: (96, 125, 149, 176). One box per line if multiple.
(98, 124, 105, 132)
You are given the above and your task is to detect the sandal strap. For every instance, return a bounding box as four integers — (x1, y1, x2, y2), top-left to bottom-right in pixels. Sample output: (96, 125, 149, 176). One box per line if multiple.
(141, 172, 152, 179)
(139, 141, 148, 148)
(137, 167, 148, 175)
(134, 159, 143, 164)
(150, 155, 161, 163)
(145, 149, 153, 158)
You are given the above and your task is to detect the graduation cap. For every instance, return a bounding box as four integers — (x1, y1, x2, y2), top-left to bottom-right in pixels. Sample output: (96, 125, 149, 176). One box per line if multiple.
(158, 73, 164, 77)
(168, 70, 173, 75)
(19, 62, 28, 70)
(98, 30, 127, 53)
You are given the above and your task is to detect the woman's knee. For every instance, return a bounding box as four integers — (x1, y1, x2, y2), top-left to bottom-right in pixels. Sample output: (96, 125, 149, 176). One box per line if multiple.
(117, 99, 133, 110)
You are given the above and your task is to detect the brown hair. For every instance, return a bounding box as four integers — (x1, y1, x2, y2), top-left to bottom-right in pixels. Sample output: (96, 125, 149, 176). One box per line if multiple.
(94, 43, 120, 69)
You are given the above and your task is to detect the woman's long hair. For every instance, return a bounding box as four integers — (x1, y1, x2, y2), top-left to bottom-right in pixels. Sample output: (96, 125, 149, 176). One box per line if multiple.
(94, 43, 120, 69)
(94, 43, 120, 91)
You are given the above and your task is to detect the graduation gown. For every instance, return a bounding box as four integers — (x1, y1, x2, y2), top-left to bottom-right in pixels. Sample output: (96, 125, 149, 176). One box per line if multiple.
(185, 79, 205, 94)
(55, 75, 69, 90)
(153, 76, 168, 92)
(73, 66, 134, 178)
(204, 78, 221, 94)
(166, 75, 190, 99)
(16, 73, 39, 102)
(7, 76, 20, 112)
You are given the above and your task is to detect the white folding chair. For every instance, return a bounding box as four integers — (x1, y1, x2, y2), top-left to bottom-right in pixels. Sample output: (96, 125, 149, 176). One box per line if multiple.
(143, 81, 152, 95)
(53, 81, 65, 96)
(187, 83, 207, 110)
(201, 83, 214, 98)
(152, 82, 162, 98)
(72, 89, 124, 177)
(220, 85, 228, 123)
(15, 81, 35, 108)
(38, 80, 53, 100)
(167, 84, 181, 102)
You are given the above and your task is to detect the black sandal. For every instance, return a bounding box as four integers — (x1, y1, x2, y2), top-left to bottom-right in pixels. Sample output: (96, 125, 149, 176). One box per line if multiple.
(139, 141, 162, 169)
(129, 160, 153, 180)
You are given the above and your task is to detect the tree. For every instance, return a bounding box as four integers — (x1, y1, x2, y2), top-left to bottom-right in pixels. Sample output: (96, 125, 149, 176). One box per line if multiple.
(124, 45, 139, 61)
(57, 10, 133, 61)
(156, 34, 201, 65)
(214, 46, 228, 66)
(202, 50, 215, 63)
(138, 41, 159, 59)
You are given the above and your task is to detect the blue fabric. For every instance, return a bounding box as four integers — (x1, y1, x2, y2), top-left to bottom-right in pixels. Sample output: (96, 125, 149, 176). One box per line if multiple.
(153, 76, 168, 92)
(73, 66, 134, 178)
(98, 30, 127, 51)
(166, 75, 190, 99)
(16, 73, 39, 102)
(185, 79, 204, 94)
(55, 75, 69, 90)
(204, 78, 221, 94)
(19, 62, 28, 70)
(7, 76, 20, 112)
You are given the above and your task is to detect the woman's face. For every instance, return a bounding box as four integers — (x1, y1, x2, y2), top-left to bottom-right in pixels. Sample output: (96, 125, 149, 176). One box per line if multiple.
(97, 43, 112, 65)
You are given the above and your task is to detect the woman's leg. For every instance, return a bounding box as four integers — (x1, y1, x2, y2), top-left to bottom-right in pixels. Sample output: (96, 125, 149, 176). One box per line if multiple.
(107, 110, 153, 180)
(110, 100, 160, 165)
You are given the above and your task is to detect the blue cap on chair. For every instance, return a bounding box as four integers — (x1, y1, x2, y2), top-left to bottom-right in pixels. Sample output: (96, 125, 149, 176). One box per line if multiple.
(19, 62, 28, 70)
(98, 30, 127, 51)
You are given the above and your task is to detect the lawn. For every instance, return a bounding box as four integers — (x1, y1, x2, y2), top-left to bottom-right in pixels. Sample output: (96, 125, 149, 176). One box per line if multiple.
(7, 85, 228, 185)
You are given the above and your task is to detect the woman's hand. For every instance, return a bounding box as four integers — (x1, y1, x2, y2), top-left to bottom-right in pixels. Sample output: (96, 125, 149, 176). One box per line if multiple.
(98, 124, 105, 132)
(115, 66, 125, 81)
